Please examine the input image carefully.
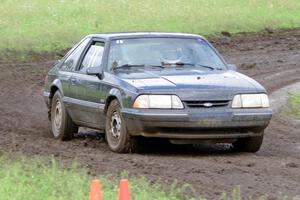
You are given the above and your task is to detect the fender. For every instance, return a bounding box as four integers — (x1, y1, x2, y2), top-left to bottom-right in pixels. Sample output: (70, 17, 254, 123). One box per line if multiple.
(107, 87, 123, 107)
(50, 79, 64, 97)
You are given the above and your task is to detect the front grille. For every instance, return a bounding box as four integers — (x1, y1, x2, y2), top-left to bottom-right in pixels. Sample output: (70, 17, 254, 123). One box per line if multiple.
(184, 100, 230, 108)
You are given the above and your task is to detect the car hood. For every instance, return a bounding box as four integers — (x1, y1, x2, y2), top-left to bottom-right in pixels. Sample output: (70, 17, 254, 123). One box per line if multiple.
(115, 69, 266, 101)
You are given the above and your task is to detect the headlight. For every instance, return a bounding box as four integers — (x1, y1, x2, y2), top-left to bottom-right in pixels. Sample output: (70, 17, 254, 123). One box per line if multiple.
(133, 95, 184, 109)
(232, 94, 269, 108)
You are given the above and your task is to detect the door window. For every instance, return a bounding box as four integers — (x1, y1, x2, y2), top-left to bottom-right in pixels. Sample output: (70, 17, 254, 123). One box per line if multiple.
(60, 38, 89, 71)
(79, 41, 105, 72)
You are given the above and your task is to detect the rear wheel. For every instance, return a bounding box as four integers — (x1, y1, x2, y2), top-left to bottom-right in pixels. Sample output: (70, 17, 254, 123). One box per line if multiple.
(50, 91, 78, 140)
(105, 99, 137, 153)
(232, 133, 264, 153)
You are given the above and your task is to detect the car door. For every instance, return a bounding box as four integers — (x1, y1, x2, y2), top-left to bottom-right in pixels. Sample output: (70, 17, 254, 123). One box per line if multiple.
(58, 38, 90, 113)
(68, 38, 106, 129)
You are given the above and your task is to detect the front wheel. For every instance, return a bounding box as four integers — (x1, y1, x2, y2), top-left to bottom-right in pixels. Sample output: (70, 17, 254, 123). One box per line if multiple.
(232, 133, 264, 153)
(105, 99, 137, 153)
(50, 91, 78, 140)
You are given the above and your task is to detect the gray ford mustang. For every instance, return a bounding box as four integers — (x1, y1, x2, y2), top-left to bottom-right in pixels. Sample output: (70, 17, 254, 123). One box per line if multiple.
(43, 32, 272, 153)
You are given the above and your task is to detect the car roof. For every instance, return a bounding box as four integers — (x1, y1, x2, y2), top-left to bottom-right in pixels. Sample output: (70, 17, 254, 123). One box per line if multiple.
(85, 32, 205, 40)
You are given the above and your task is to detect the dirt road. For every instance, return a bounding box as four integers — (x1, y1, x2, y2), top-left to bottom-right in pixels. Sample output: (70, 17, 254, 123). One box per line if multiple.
(0, 29, 299, 199)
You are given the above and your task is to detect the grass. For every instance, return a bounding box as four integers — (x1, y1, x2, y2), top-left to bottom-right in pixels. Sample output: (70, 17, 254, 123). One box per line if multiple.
(288, 91, 300, 119)
(0, 153, 299, 200)
(0, 155, 88, 200)
(0, 0, 299, 54)
(0, 154, 195, 200)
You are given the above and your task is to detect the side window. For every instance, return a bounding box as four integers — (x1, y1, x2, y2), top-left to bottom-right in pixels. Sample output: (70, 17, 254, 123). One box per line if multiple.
(61, 38, 89, 71)
(79, 41, 105, 72)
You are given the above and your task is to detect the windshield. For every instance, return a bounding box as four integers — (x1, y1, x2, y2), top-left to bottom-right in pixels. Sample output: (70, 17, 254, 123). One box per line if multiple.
(107, 37, 227, 71)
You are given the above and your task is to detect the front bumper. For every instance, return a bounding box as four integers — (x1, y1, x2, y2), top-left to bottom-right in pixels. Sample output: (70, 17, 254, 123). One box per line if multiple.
(122, 108, 272, 139)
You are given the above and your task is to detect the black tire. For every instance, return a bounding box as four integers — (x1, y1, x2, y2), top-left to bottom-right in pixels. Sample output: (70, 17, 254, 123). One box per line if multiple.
(50, 91, 78, 140)
(105, 99, 137, 153)
(232, 133, 264, 153)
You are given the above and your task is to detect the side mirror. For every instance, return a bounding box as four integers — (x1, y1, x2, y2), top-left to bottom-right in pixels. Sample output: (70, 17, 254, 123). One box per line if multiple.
(86, 67, 103, 79)
(227, 64, 237, 71)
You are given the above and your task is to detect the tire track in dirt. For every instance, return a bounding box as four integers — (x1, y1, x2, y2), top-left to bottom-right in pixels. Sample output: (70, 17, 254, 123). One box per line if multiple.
(0, 29, 299, 199)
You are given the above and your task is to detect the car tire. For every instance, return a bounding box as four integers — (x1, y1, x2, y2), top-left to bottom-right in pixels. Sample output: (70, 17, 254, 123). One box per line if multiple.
(105, 99, 138, 153)
(50, 91, 78, 140)
(232, 133, 264, 153)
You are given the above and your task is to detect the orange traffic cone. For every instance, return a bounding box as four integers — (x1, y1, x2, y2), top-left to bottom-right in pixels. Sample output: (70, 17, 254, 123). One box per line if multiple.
(89, 179, 103, 200)
(118, 179, 131, 200)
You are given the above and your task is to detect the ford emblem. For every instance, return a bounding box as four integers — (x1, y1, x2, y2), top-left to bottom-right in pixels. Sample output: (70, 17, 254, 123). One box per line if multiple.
(203, 102, 213, 107)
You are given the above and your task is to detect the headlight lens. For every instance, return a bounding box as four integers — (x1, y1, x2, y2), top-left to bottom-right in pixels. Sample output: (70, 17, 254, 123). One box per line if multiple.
(232, 94, 269, 108)
(133, 95, 184, 109)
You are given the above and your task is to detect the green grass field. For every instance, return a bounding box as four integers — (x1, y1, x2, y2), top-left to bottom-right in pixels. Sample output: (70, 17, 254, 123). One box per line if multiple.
(0, 154, 194, 200)
(0, 0, 299, 54)
(288, 91, 300, 119)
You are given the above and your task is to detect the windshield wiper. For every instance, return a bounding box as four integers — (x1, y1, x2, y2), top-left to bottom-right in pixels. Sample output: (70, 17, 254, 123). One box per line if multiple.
(113, 63, 221, 71)
(162, 62, 217, 70)
(161, 62, 222, 70)
(146, 64, 165, 69)
(174, 62, 195, 66)
(195, 64, 215, 70)
(162, 62, 195, 66)
(113, 64, 165, 71)
(112, 64, 145, 70)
